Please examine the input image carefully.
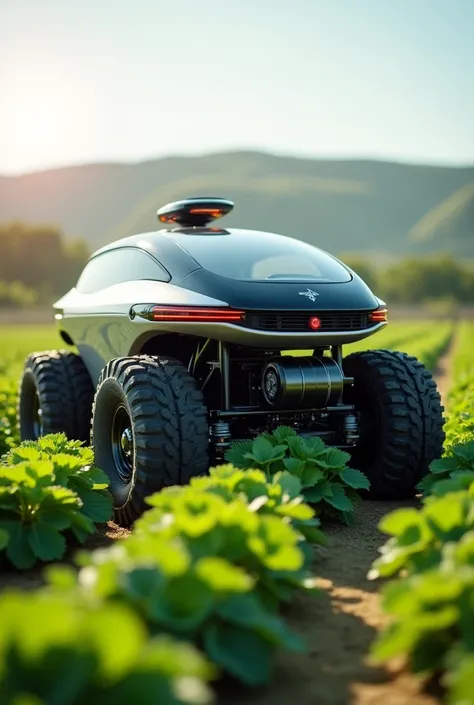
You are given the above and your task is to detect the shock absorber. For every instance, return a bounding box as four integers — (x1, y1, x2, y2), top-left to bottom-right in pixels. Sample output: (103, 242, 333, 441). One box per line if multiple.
(210, 421, 232, 462)
(343, 413, 359, 444)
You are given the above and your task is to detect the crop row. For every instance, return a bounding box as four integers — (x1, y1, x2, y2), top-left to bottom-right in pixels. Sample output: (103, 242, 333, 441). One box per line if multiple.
(444, 322, 474, 448)
(348, 320, 454, 371)
(291, 320, 449, 361)
(0, 424, 372, 703)
(369, 322, 474, 705)
(346, 320, 451, 357)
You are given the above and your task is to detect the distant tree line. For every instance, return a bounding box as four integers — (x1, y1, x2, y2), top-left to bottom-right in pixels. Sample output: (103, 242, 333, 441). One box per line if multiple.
(0, 222, 89, 307)
(0, 222, 473, 308)
(339, 253, 474, 307)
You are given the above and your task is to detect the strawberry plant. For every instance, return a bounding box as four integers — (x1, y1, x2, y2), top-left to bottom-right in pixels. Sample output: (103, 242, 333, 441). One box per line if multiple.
(443, 323, 474, 450)
(148, 464, 327, 548)
(0, 435, 113, 569)
(47, 527, 307, 687)
(417, 440, 474, 497)
(369, 488, 474, 580)
(371, 532, 474, 704)
(1, 434, 113, 524)
(0, 461, 95, 569)
(0, 589, 214, 705)
(135, 488, 317, 608)
(225, 426, 369, 524)
(0, 378, 18, 456)
(444, 378, 474, 450)
(2, 433, 93, 461)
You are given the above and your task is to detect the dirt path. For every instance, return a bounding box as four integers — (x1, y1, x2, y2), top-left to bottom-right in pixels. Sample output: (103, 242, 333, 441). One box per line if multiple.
(432, 327, 458, 403)
(219, 500, 438, 705)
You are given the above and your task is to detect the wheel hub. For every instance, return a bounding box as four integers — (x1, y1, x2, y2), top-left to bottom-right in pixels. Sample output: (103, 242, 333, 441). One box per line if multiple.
(120, 427, 133, 458)
(33, 392, 43, 438)
(111, 405, 134, 484)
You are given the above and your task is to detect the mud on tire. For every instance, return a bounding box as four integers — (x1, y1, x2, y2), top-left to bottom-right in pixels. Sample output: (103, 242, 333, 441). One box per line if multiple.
(343, 349, 445, 500)
(91, 355, 209, 526)
(18, 349, 94, 443)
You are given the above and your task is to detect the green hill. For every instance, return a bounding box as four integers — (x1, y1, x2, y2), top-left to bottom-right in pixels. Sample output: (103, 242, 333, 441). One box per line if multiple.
(1, 151, 473, 257)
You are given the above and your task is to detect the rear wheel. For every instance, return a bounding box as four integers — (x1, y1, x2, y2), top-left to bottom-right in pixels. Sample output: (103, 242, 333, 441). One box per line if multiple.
(343, 349, 445, 499)
(18, 350, 94, 443)
(91, 355, 209, 526)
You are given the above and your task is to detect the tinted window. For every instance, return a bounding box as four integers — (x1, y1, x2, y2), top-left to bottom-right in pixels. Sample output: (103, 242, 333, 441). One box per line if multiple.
(76, 248, 170, 293)
(170, 230, 351, 282)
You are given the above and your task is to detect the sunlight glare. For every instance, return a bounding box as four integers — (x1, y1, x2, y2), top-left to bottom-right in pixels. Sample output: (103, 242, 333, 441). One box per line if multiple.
(1, 60, 93, 173)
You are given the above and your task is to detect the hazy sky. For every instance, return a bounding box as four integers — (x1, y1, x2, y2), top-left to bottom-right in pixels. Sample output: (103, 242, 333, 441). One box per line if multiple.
(1, 0, 473, 175)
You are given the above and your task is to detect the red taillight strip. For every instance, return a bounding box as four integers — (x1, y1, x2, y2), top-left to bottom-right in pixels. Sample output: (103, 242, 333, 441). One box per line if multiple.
(150, 306, 245, 322)
(369, 306, 388, 322)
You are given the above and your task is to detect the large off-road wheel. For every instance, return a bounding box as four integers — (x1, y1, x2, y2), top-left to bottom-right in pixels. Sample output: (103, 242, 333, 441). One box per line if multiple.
(18, 350, 94, 443)
(343, 349, 445, 499)
(91, 355, 209, 526)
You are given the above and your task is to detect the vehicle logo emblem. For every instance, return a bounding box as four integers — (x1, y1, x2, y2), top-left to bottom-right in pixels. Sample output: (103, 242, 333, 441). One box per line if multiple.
(298, 288, 319, 302)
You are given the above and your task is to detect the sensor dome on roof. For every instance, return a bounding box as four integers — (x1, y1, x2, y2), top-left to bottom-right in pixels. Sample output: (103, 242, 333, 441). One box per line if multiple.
(157, 197, 234, 227)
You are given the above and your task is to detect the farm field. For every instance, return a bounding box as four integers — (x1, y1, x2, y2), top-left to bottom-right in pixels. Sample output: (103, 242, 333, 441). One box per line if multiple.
(0, 319, 473, 705)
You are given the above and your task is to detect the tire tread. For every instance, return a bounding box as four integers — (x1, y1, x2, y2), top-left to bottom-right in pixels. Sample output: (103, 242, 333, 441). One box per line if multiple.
(343, 348, 445, 499)
(91, 355, 208, 526)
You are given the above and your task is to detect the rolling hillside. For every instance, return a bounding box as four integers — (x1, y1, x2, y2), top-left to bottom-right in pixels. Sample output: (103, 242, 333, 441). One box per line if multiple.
(0, 151, 473, 257)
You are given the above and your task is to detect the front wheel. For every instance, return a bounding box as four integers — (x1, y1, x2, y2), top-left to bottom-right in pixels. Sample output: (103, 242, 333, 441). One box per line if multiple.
(91, 355, 209, 526)
(343, 349, 445, 499)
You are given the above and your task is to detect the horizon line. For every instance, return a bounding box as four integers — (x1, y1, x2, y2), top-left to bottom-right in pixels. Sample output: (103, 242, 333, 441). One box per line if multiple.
(2, 147, 474, 178)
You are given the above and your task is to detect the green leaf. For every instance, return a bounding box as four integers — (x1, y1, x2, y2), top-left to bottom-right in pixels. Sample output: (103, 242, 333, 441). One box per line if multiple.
(3, 520, 36, 569)
(298, 522, 327, 545)
(87, 465, 111, 487)
(0, 527, 9, 550)
(320, 447, 352, 469)
(324, 484, 353, 512)
(303, 481, 333, 503)
(66, 511, 95, 544)
(149, 573, 214, 633)
(340, 467, 370, 490)
(203, 622, 273, 686)
(195, 556, 254, 593)
(282, 457, 307, 478)
(271, 426, 297, 443)
(424, 494, 467, 533)
(224, 441, 254, 468)
(118, 566, 166, 601)
(448, 655, 474, 705)
(454, 440, 474, 463)
(429, 474, 474, 496)
(285, 436, 307, 459)
(78, 488, 113, 522)
(300, 464, 325, 488)
(28, 521, 67, 561)
(378, 508, 424, 536)
(429, 457, 460, 475)
(216, 592, 304, 650)
(273, 471, 302, 499)
(297, 436, 327, 460)
(276, 501, 314, 521)
(249, 516, 304, 572)
(246, 437, 280, 465)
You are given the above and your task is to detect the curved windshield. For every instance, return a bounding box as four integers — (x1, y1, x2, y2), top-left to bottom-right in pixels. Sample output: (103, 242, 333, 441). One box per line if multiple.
(170, 229, 351, 282)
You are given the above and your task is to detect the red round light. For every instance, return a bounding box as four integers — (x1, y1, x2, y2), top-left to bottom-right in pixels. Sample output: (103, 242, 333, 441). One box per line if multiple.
(309, 316, 321, 330)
